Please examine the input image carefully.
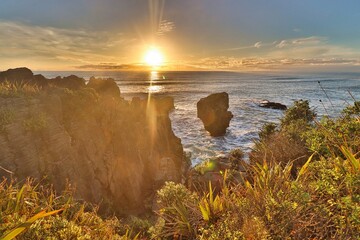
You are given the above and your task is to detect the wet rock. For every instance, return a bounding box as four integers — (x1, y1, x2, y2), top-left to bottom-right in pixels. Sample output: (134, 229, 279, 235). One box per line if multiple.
(87, 77, 120, 98)
(259, 100, 287, 110)
(197, 92, 233, 136)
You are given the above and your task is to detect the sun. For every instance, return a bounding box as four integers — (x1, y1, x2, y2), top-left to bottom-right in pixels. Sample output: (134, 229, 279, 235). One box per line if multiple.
(143, 47, 164, 67)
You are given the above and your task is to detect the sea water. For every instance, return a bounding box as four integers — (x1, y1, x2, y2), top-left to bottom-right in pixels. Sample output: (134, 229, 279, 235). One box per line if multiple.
(38, 71, 360, 165)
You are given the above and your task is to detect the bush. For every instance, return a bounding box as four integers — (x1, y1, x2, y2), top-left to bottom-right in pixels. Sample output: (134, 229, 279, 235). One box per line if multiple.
(305, 102, 360, 158)
(150, 182, 201, 239)
(0, 179, 127, 239)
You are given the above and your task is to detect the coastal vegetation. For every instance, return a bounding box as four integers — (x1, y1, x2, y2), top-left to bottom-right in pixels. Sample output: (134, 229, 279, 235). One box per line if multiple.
(0, 74, 359, 239)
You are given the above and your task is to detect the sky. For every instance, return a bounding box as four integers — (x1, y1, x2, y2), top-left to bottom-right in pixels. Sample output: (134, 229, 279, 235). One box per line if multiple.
(1, 0, 360, 71)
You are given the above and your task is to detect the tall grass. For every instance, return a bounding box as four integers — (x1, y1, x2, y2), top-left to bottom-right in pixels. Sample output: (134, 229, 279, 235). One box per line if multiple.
(0, 179, 136, 239)
(0, 81, 41, 98)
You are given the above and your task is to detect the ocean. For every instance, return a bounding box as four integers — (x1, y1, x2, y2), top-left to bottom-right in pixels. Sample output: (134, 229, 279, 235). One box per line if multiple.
(37, 70, 360, 165)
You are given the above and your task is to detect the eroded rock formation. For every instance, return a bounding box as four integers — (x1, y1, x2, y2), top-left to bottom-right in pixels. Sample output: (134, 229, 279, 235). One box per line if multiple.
(0, 68, 185, 215)
(197, 92, 233, 136)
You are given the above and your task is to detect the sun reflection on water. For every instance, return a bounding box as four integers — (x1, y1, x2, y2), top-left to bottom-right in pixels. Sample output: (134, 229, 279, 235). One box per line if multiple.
(147, 71, 164, 93)
(148, 85, 163, 93)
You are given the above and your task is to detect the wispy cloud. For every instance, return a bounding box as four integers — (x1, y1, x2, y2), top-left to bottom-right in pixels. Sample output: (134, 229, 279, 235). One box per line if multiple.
(185, 56, 360, 70)
(0, 21, 136, 69)
(76, 63, 145, 70)
(254, 41, 262, 48)
(276, 36, 327, 48)
(157, 20, 175, 36)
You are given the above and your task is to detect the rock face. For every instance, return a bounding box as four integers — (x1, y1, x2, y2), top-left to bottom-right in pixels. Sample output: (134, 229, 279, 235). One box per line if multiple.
(87, 77, 121, 98)
(259, 100, 287, 110)
(197, 92, 233, 136)
(0, 84, 184, 215)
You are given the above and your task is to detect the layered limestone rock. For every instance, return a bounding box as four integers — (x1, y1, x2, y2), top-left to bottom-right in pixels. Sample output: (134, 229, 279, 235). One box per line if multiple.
(0, 84, 184, 215)
(197, 92, 233, 136)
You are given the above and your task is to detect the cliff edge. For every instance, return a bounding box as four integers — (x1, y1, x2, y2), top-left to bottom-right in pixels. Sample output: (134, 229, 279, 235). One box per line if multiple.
(0, 68, 185, 215)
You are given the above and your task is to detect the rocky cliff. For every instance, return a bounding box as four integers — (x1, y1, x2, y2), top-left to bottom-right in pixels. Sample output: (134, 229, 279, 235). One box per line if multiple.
(0, 68, 185, 215)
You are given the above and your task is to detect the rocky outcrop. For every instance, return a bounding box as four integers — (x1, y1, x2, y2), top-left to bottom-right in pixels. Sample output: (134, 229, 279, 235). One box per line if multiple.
(259, 100, 287, 110)
(0, 67, 49, 87)
(0, 87, 184, 215)
(0, 67, 86, 90)
(0, 67, 34, 82)
(87, 77, 121, 98)
(197, 92, 233, 136)
(51, 75, 85, 90)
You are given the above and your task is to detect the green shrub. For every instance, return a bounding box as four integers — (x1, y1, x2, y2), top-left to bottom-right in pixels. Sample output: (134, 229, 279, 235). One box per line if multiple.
(305, 102, 360, 158)
(281, 100, 316, 128)
(258, 122, 277, 140)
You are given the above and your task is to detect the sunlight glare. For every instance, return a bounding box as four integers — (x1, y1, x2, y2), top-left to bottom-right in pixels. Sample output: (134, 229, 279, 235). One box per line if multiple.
(144, 47, 164, 67)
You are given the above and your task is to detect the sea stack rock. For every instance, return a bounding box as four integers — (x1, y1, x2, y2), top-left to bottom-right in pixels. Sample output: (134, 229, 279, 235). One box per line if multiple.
(197, 92, 233, 136)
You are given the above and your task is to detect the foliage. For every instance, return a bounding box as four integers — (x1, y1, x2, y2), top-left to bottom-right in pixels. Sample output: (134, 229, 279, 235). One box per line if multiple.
(0, 179, 132, 239)
(258, 122, 277, 140)
(2, 98, 360, 239)
(251, 100, 316, 175)
(0, 82, 40, 98)
(150, 100, 359, 239)
(305, 101, 360, 158)
(228, 148, 244, 170)
(280, 99, 316, 129)
(198, 182, 224, 222)
(150, 182, 201, 239)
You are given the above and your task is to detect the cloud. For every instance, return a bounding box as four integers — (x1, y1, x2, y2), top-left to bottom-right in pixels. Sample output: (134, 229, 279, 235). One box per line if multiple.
(185, 56, 360, 71)
(254, 41, 262, 48)
(276, 36, 327, 48)
(292, 36, 326, 45)
(276, 40, 288, 48)
(0, 21, 137, 69)
(157, 20, 175, 36)
(76, 63, 145, 70)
